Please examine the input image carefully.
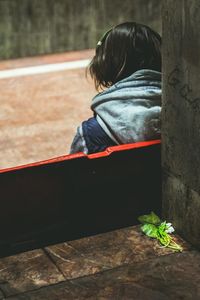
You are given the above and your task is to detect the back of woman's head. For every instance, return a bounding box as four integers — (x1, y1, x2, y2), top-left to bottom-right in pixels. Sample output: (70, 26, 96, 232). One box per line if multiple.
(89, 22, 161, 90)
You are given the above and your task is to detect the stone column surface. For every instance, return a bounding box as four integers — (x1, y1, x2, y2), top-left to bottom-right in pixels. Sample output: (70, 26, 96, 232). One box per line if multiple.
(162, 0, 200, 249)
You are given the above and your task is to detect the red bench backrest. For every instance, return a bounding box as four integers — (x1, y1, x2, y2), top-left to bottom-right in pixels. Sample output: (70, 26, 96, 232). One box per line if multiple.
(0, 140, 161, 257)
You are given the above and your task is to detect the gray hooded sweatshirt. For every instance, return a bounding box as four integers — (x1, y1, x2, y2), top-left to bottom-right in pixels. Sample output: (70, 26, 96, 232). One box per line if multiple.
(91, 69, 161, 144)
(70, 69, 161, 154)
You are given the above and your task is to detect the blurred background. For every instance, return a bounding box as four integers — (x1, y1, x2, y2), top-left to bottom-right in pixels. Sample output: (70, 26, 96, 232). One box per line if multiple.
(0, 0, 161, 169)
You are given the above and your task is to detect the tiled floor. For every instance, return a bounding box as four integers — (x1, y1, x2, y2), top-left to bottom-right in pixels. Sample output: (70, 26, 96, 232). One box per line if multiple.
(0, 225, 198, 300)
(0, 49, 96, 169)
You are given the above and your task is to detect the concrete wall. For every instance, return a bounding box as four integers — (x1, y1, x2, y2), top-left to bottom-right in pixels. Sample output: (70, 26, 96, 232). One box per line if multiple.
(162, 0, 200, 248)
(0, 0, 161, 59)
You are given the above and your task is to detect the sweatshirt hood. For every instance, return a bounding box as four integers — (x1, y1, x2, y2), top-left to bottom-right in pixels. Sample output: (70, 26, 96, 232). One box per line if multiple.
(91, 69, 162, 144)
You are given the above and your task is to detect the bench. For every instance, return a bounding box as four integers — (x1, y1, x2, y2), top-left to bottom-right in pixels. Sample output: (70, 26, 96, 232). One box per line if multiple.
(0, 139, 161, 257)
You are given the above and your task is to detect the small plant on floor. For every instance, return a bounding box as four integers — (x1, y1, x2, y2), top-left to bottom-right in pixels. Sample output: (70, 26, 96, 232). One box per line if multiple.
(138, 211, 183, 252)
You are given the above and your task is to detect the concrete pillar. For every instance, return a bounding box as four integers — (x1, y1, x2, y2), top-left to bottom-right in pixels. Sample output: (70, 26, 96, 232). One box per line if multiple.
(162, 0, 200, 248)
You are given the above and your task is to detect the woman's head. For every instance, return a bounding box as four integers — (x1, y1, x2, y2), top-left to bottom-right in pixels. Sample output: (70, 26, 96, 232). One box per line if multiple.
(89, 22, 161, 90)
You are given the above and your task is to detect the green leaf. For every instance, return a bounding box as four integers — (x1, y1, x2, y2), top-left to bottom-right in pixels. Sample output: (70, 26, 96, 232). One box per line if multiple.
(158, 233, 171, 246)
(138, 211, 183, 252)
(141, 223, 158, 238)
(138, 211, 161, 225)
(158, 222, 167, 233)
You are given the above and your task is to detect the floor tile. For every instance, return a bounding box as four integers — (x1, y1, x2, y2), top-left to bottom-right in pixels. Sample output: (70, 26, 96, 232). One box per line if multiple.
(0, 249, 64, 297)
(45, 225, 190, 280)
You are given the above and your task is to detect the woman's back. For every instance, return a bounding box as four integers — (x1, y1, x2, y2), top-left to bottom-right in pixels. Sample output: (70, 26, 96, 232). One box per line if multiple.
(70, 22, 161, 154)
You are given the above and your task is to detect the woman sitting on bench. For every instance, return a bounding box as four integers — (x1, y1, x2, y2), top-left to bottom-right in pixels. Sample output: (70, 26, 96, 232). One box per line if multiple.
(70, 22, 162, 154)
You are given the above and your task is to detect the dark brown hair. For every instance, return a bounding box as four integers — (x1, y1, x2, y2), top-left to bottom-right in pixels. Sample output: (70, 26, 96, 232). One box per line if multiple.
(88, 22, 161, 91)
